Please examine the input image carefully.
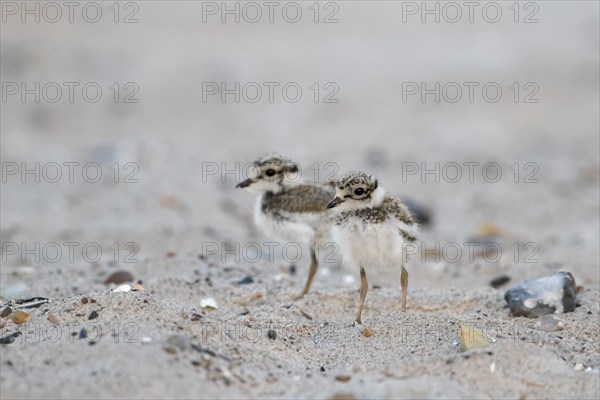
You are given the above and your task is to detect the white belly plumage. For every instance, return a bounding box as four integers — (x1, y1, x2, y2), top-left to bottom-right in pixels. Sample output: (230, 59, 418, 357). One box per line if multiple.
(254, 197, 318, 247)
(331, 220, 406, 270)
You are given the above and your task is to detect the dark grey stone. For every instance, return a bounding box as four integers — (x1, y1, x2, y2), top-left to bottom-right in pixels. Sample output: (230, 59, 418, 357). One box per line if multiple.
(504, 272, 577, 318)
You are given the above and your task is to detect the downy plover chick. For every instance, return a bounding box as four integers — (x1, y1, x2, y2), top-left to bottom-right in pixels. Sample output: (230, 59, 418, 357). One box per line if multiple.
(327, 171, 417, 325)
(236, 153, 335, 298)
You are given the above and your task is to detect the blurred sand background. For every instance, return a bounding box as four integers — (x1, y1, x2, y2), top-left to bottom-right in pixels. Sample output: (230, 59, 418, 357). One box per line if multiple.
(1, 1, 599, 399)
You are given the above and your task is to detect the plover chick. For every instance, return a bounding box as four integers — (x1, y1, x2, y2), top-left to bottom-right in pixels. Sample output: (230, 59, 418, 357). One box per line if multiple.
(236, 153, 335, 298)
(327, 171, 417, 325)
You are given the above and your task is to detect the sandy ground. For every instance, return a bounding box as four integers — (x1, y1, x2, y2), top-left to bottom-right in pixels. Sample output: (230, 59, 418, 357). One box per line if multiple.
(1, 1, 599, 399)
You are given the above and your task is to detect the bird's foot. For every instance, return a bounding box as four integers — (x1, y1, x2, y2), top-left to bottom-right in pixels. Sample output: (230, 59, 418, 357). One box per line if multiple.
(291, 292, 305, 302)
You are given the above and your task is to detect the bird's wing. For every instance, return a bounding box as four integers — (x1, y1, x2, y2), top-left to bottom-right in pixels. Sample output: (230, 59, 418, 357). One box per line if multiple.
(382, 196, 417, 242)
(268, 184, 334, 213)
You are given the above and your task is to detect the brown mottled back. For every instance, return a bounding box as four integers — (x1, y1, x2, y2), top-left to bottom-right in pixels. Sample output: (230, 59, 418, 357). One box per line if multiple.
(262, 184, 335, 215)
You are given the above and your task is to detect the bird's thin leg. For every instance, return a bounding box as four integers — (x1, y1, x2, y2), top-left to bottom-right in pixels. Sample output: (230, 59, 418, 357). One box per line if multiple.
(354, 267, 368, 325)
(299, 247, 318, 298)
(401, 266, 409, 312)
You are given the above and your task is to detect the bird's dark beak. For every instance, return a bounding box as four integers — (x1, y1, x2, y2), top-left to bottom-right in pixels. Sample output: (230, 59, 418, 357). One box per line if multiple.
(236, 178, 254, 188)
(327, 197, 344, 209)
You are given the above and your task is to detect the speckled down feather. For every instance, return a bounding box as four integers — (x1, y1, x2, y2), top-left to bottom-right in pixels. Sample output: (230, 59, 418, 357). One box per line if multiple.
(333, 195, 416, 241)
(262, 184, 335, 217)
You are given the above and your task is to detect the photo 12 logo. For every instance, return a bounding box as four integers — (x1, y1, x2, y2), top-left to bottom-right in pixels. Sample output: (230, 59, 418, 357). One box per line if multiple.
(201, 1, 339, 24)
(1, 241, 140, 264)
(1, 82, 140, 104)
(1, 321, 141, 345)
(404, 241, 540, 264)
(1, 1, 140, 24)
(401, 82, 540, 104)
(400, 162, 540, 184)
(200, 241, 340, 265)
(400, 1, 539, 24)
(201, 161, 338, 184)
(1, 162, 140, 184)
(201, 82, 339, 104)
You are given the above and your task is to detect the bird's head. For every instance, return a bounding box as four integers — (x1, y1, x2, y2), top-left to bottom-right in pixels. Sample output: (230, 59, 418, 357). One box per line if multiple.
(236, 153, 299, 194)
(327, 170, 385, 210)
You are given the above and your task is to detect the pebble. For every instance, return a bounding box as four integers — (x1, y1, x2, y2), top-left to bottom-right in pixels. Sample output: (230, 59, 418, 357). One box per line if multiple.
(504, 272, 577, 318)
(200, 298, 218, 310)
(104, 270, 134, 285)
(267, 329, 277, 340)
(141, 336, 152, 344)
(362, 326, 375, 338)
(88, 311, 99, 320)
(0, 331, 22, 345)
(79, 328, 88, 339)
(335, 375, 351, 382)
(534, 315, 565, 332)
(81, 297, 89, 304)
(1, 306, 12, 318)
(235, 276, 254, 285)
(112, 284, 131, 293)
(476, 222, 505, 237)
(47, 314, 60, 325)
(490, 275, 511, 288)
(164, 334, 191, 353)
(574, 363, 585, 371)
(353, 364, 367, 373)
(191, 313, 203, 321)
(12, 310, 30, 325)
(459, 325, 488, 351)
(132, 283, 145, 291)
(300, 309, 313, 320)
(160, 195, 181, 209)
(90, 142, 116, 164)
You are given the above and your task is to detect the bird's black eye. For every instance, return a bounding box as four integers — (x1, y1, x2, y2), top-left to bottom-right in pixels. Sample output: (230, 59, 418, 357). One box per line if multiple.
(354, 188, 365, 196)
(265, 169, 276, 177)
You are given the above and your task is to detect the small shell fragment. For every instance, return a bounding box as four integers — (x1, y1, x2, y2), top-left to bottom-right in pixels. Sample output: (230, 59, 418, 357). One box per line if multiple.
(200, 298, 218, 310)
(113, 284, 131, 293)
(459, 325, 488, 351)
(274, 274, 290, 282)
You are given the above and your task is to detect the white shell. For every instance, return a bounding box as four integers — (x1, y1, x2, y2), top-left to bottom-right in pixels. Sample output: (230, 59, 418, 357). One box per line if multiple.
(200, 298, 218, 309)
(112, 284, 131, 293)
